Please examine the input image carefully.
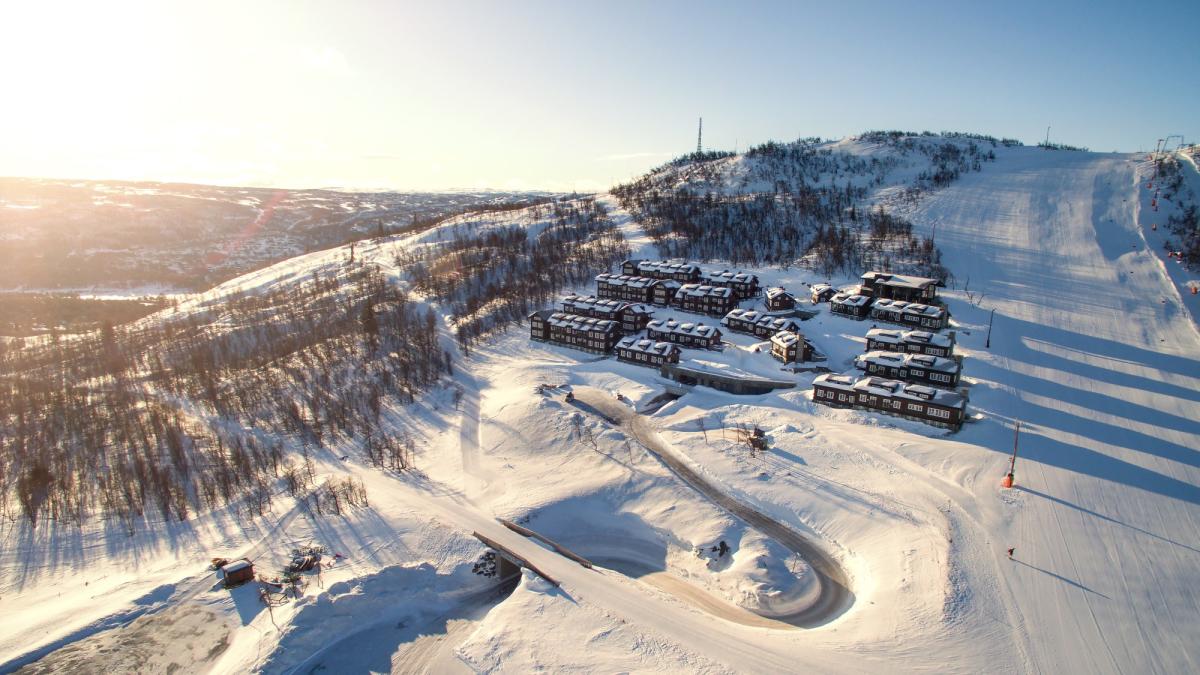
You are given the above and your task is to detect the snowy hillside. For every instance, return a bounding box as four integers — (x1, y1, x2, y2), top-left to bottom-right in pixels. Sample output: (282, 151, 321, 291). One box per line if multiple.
(612, 132, 1001, 275)
(2, 137, 1198, 674)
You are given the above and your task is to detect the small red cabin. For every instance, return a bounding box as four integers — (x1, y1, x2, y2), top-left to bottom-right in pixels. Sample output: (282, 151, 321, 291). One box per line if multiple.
(223, 559, 255, 587)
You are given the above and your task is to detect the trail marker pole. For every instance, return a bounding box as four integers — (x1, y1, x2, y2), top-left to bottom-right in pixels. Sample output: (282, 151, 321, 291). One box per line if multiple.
(985, 308, 995, 349)
(1001, 420, 1020, 488)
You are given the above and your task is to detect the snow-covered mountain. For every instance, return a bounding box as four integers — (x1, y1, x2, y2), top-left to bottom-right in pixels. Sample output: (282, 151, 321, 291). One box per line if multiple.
(1, 134, 1198, 674)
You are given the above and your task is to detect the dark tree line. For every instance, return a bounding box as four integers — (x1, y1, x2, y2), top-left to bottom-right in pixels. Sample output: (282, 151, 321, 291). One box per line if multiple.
(396, 197, 630, 352)
(805, 208, 946, 280)
(1157, 156, 1200, 267)
(613, 133, 977, 278)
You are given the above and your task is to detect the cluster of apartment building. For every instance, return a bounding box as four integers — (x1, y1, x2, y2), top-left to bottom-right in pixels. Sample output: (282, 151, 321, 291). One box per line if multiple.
(528, 259, 819, 378)
(825, 272, 950, 330)
(812, 271, 969, 429)
(721, 308, 813, 363)
(531, 259, 760, 364)
(619, 260, 763, 300)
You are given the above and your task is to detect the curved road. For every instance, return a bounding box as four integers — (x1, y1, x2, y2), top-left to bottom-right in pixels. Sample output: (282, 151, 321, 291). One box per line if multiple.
(573, 387, 853, 628)
(591, 556, 794, 629)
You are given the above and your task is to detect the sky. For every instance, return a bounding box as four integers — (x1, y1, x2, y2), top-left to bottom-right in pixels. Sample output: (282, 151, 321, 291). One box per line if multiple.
(1, 0, 1197, 192)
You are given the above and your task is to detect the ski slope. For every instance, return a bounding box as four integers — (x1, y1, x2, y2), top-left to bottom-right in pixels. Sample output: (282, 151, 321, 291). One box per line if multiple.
(907, 149, 1200, 674)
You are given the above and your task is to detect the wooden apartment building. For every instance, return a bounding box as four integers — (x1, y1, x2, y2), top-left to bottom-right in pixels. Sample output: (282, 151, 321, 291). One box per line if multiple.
(528, 310, 620, 354)
(615, 337, 682, 367)
(646, 318, 723, 349)
(722, 309, 803, 339)
(812, 373, 967, 430)
(702, 269, 761, 300)
(829, 291, 873, 319)
(770, 330, 813, 363)
(869, 299, 950, 330)
(672, 284, 737, 316)
(865, 328, 955, 357)
(859, 271, 940, 303)
(764, 287, 796, 311)
(854, 350, 961, 388)
(561, 294, 653, 334)
(622, 259, 702, 283)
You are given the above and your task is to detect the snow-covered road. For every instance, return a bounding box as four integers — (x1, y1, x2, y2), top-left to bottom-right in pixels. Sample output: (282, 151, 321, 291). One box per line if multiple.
(572, 387, 851, 627)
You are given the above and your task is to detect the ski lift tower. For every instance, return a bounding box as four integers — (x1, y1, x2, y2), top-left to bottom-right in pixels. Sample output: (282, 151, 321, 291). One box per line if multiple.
(1001, 420, 1020, 488)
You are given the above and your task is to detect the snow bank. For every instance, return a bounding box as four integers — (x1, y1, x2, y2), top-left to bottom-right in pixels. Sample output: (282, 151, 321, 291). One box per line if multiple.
(458, 570, 733, 674)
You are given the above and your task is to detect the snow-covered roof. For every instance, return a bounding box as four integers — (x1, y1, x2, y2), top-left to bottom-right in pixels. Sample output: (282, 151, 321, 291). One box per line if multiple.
(596, 273, 657, 289)
(865, 328, 904, 343)
(813, 373, 857, 390)
(831, 291, 872, 307)
(724, 309, 800, 335)
(563, 294, 627, 314)
(723, 308, 764, 324)
(547, 312, 617, 333)
(906, 330, 946, 344)
(815, 373, 966, 408)
(765, 287, 793, 300)
(616, 337, 680, 356)
(771, 330, 802, 347)
(677, 283, 733, 299)
(224, 560, 252, 573)
(855, 375, 965, 407)
(861, 271, 939, 290)
(866, 328, 954, 350)
(636, 260, 701, 276)
(563, 294, 652, 316)
(856, 350, 958, 374)
(756, 316, 801, 333)
(647, 318, 719, 338)
(871, 298, 947, 318)
(702, 269, 758, 284)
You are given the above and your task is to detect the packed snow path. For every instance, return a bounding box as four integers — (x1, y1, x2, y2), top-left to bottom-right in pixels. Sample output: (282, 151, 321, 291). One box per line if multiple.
(911, 150, 1200, 675)
(573, 387, 852, 627)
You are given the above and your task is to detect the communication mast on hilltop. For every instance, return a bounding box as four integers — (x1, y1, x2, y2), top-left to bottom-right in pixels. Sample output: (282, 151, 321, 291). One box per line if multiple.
(697, 117, 703, 154)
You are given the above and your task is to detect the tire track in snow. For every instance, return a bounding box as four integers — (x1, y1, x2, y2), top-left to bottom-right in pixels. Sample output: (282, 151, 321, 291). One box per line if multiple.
(573, 387, 853, 627)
